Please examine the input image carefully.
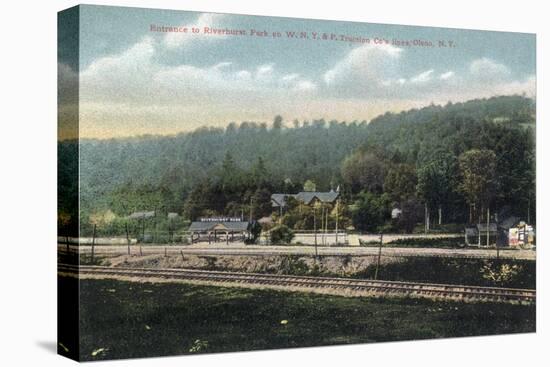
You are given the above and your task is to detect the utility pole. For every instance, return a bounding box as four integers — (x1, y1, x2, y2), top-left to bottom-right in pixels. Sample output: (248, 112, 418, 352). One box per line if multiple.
(424, 203, 428, 234)
(427, 206, 430, 232)
(325, 207, 329, 246)
(527, 195, 530, 223)
(125, 222, 130, 255)
(320, 206, 324, 246)
(487, 205, 491, 247)
(91, 224, 96, 263)
(313, 206, 317, 253)
(374, 233, 383, 280)
(335, 199, 339, 246)
(249, 196, 253, 223)
(142, 217, 145, 243)
(154, 209, 157, 244)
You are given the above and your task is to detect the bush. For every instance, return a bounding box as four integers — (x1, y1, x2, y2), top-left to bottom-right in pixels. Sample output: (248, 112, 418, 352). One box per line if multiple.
(270, 224, 295, 244)
(387, 236, 465, 248)
(279, 255, 310, 275)
(244, 238, 257, 245)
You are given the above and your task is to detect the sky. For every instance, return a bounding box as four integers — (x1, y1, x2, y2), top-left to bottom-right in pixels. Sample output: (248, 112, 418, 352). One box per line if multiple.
(58, 5, 536, 139)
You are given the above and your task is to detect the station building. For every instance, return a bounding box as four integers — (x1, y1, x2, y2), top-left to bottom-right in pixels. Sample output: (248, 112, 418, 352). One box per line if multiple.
(188, 217, 251, 244)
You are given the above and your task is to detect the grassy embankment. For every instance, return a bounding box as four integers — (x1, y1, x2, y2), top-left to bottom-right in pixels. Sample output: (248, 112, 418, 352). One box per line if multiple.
(58, 277, 536, 361)
(76, 252, 536, 289)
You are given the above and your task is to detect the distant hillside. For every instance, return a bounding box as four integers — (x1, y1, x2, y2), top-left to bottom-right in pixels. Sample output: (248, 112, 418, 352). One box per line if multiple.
(60, 95, 534, 222)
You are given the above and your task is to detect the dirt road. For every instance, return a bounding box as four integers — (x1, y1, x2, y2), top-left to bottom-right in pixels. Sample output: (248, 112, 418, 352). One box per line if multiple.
(60, 243, 536, 260)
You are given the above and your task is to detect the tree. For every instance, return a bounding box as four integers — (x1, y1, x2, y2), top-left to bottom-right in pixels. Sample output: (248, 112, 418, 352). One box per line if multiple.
(394, 198, 424, 233)
(226, 122, 237, 133)
(303, 179, 317, 192)
(221, 151, 237, 176)
(182, 178, 228, 220)
(458, 149, 497, 223)
(384, 163, 417, 202)
(417, 152, 456, 226)
(75, 95, 535, 236)
(342, 149, 387, 194)
(251, 157, 268, 188)
(349, 191, 390, 232)
(251, 188, 273, 219)
(248, 221, 262, 243)
(273, 115, 283, 129)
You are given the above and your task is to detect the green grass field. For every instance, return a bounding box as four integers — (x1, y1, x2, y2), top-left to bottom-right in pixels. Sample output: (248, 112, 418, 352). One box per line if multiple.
(58, 277, 536, 361)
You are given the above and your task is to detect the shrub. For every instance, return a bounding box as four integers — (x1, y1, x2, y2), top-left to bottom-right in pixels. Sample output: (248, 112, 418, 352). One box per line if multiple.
(387, 236, 465, 248)
(270, 224, 295, 244)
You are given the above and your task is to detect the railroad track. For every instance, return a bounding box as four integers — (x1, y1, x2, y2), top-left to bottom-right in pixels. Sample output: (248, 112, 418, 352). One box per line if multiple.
(58, 264, 536, 304)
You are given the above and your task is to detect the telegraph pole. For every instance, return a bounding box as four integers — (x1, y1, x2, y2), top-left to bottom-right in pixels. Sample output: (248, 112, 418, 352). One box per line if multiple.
(424, 203, 428, 234)
(487, 206, 490, 247)
(313, 206, 317, 256)
(91, 224, 96, 263)
(249, 196, 253, 222)
(325, 207, 329, 246)
(125, 222, 130, 255)
(374, 232, 383, 280)
(335, 199, 339, 246)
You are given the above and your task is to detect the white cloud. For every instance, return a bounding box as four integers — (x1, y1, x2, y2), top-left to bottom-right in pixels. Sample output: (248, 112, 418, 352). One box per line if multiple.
(79, 34, 317, 109)
(469, 57, 511, 80)
(439, 71, 455, 80)
(212, 62, 232, 70)
(282, 73, 300, 82)
(236, 70, 252, 80)
(81, 37, 157, 102)
(320, 47, 534, 102)
(323, 44, 402, 90)
(410, 69, 434, 83)
(256, 64, 275, 81)
(78, 29, 535, 137)
(294, 80, 317, 91)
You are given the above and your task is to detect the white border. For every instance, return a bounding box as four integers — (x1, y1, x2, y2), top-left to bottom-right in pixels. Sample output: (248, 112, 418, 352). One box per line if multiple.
(1, 1, 546, 366)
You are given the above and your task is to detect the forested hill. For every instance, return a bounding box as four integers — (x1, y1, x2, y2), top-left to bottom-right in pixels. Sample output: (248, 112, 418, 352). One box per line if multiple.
(365, 95, 534, 154)
(71, 95, 535, 221)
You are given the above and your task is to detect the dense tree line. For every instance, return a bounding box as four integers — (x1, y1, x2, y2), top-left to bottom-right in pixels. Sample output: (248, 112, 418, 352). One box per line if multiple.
(58, 95, 535, 235)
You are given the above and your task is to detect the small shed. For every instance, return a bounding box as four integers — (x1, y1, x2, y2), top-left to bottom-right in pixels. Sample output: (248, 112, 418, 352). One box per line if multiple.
(509, 222, 535, 248)
(465, 223, 498, 246)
